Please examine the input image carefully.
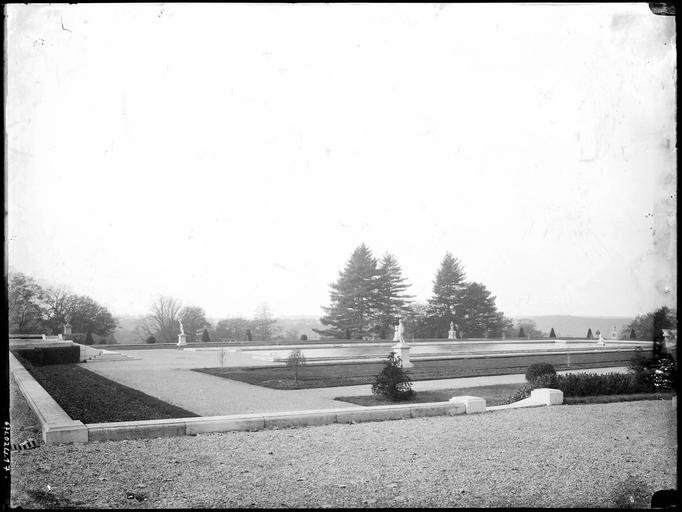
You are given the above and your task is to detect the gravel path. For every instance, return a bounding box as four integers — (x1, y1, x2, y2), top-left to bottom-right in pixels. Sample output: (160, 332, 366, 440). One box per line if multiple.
(78, 348, 630, 416)
(10, 394, 677, 508)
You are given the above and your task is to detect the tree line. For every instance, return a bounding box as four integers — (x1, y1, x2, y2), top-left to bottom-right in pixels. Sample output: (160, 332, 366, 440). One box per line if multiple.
(315, 244, 517, 340)
(8, 272, 118, 343)
(8, 272, 293, 345)
(134, 299, 288, 344)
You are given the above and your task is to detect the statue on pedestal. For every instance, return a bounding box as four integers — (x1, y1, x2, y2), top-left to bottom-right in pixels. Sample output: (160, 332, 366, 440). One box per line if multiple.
(179, 319, 185, 336)
(395, 317, 405, 345)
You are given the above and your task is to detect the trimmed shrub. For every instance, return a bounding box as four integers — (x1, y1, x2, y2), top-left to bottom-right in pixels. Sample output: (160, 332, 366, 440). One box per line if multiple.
(12, 345, 81, 366)
(84, 331, 94, 345)
(146, 335, 156, 344)
(532, 372, 560, 389)
(518, 327, 525, 338)
(525, 362, 557, 383)
(549, 328, 556, 339)
(586, 328, 593, 340)
(201, 329, 211, 343)
(371, 352, 415, 401)
(246, 329, 253, 341)
(556, 372, 642, 396)
(506, 364, 665, 404)
(630, 328, 637, 340)
(300, 334, 308, 341)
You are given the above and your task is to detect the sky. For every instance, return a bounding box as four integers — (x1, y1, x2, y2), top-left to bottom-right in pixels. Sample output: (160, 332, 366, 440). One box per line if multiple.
(6, 3, 677, 321)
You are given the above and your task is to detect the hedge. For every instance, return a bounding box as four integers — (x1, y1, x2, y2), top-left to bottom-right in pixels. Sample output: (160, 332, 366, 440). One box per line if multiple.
(12, 345, 81, 366)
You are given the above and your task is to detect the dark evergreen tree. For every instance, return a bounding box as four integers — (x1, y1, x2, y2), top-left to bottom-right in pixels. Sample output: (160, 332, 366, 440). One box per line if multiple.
(652, 306, 675, 359)
(630, 328, 636, 339)
(146, 335, 156, 344)
(201, 328, 211, 343)
(518, 327, 526, 338)
(587, 328, 593, 339)
(371, 352, 414, 401)
(246, 329, 253, 341)
(315, 244, 380, 339)
(549, 328, 556, 338)
(427, 252, 466, 338)
(374, 253, 413, 339)
(622, 307, 677, 340)
(457, 282, 507, 338)
(84, 331, 94, 345)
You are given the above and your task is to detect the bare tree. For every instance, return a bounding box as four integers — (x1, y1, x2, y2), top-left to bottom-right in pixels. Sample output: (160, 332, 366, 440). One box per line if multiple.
(138, 296, 182, 343)
(253, 303, 278, 341)
(286, 349, 306, 382)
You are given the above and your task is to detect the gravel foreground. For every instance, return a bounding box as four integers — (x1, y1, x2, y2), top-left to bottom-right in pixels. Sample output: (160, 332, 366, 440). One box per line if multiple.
(8, 379, 677, 509)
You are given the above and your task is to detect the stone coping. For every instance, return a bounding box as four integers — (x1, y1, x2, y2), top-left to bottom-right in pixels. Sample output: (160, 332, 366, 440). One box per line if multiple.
(9, 352, 88, 444)
(86, 402, 467, 442)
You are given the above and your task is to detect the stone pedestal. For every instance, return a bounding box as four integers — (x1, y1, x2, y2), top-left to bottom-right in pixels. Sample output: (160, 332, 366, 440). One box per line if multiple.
(177, 334, 187, 346)
(449, 395, 486, 414)
(448, 330, 457, 340)
(392, 343, 413, 368)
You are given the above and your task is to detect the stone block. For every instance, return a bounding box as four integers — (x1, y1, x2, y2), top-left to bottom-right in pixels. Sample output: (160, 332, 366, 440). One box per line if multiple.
(264, 412, 337, 429)
(336, 406, 412, 424)
(448, 395, 486, 413)
(185, 415, 265, 434)
(88, 420, 187, 442)
(44, 421, 89, 444)
(530, 388, 563, 405)
(410, 403, 465, 418)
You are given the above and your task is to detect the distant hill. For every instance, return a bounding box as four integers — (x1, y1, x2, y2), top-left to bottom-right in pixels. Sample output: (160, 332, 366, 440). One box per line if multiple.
(517, 315, 634, 338)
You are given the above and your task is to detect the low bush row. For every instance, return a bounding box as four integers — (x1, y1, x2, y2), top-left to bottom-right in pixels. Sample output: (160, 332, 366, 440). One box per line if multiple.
(506, 351, 677, 404)
(12, 345, 81, 366)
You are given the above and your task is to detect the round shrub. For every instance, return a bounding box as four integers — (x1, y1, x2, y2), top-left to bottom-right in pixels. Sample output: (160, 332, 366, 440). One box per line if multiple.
(525, 362, 557, 383)
(532, 372, 560, 389)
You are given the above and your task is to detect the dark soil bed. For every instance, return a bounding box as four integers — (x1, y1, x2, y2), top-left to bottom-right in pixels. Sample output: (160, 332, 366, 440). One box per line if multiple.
(194, 355, 628, 390)
(17, 361, 199, 423)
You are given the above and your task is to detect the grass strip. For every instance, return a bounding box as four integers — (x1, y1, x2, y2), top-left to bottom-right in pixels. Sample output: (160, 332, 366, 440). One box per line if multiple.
(335, 384, 675, 407)
(194, 356, 629, 390)
(335, 383, 521, 406)
(18, 361, 199, 423)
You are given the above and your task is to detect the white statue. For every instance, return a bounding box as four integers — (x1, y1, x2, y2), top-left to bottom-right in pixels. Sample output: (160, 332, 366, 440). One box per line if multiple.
(396, 317, 405, 345)
(179, 319, 185, 336)
(450, 321, 454, 331)
(596, 330, 605, 345)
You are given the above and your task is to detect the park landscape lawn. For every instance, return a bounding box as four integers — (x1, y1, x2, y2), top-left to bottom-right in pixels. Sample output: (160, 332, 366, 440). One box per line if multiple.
(335, 383, 522, 406)
(15, 361, 198, 423)
(193, 357, 626, 390)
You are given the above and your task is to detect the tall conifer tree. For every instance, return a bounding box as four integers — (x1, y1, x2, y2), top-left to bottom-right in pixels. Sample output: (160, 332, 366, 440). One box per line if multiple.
(457, 282, 506, 338)
(375, 253, 413, 339)
(315, 244, 380, 339)
(427, 252, 466, 338)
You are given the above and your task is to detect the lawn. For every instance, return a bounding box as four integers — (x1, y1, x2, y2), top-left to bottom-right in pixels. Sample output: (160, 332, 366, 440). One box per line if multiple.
(194, 353, 630, 390)
(335, 383, 521, 406)
(335, 384, 675, 407)
(16, 361, 199, 423)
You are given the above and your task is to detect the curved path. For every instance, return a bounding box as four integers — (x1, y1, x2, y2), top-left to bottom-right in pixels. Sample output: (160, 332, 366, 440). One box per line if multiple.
(78, 347, 628, 417)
